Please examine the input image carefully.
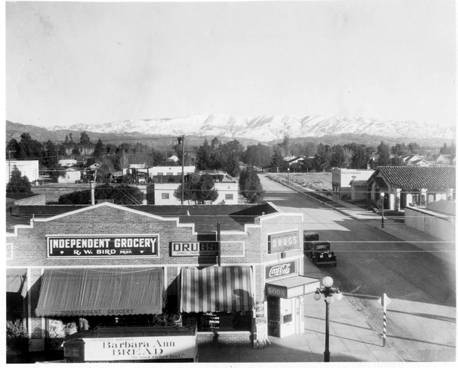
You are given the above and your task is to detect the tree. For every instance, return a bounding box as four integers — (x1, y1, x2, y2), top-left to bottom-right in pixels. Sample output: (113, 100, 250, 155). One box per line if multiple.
(6, 139, 19, 159)
(377, 141, 391, 166)
(239, 168, 264, 203)
(390, 156, 405, 165)
(96, 157, 116, 183)
(314, 144, 332, 171)
(79, 131, 91, 145)
(42, 140, 58, 170)
(342, 147, 353, 168)
(58, 185, 143, 204)
(16, 133, 43, 159)
(391, 143, 408, 156)
(407, 142, 420, 154)
(243, 144, 273, 168)
(174, 174, 218, 204)
(330, 145, 345, 168)
(7, 167, 32, 195)
(351, 145, 370, 169)
(271, 146, 288, 172)
(93, 139, 105, 158)
(439, 143, 456, 155)
(196, 139, 212, 170)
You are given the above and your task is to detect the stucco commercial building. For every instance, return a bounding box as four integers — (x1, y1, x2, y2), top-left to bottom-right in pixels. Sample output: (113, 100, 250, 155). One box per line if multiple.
(368, 166, 456, 211)
(6, 202, 319, 360)
(331, 168, 374, 199)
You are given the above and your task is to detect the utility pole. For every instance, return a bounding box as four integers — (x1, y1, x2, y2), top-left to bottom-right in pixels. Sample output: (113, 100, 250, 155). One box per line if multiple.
(7, 149, 15, 182)
(177, 136, 185, 205)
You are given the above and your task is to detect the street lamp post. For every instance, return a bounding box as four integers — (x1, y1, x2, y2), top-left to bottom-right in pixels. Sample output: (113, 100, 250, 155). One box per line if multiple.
(380, 192, 385, 228)
(314, 276, 343, 362)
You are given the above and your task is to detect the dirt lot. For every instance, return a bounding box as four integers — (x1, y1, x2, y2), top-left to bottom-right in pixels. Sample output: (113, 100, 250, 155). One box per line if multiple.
(267, 172, 332, 191)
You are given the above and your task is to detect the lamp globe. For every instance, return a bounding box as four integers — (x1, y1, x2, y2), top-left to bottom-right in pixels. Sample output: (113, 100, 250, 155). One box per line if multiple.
(322, 276, 334, 288)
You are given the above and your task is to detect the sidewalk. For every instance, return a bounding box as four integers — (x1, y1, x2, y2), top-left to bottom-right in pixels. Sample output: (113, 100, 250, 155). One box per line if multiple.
(199, 290, 404, 362)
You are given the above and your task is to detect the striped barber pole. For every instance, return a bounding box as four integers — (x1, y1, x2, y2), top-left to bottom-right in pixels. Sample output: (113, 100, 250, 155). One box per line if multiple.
(382, 308, 387, 346)
(180, 266, 253, 313)
(378, 293, 391, 347)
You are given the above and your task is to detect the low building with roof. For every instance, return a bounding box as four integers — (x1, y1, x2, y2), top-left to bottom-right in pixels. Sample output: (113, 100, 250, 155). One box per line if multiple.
(153, 171, 239, 205)
(367, 166, 456, 211)
(331, 168, 374, 199)
(57, 168, 82, 184)
(6, 201, 320, 358)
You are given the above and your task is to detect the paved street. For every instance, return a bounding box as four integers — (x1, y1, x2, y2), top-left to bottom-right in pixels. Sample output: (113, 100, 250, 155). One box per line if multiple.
(258, 174, 456, 361)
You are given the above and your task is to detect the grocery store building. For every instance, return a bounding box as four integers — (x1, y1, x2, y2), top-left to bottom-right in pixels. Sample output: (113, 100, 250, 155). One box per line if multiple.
(6, 202, 320, 360)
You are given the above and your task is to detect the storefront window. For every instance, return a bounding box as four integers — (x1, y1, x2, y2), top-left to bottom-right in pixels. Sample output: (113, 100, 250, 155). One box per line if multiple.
(182, 312, 251, 332)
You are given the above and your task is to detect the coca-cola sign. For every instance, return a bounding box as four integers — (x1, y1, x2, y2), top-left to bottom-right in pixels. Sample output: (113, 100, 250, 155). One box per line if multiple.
(265, 261, 296, 279)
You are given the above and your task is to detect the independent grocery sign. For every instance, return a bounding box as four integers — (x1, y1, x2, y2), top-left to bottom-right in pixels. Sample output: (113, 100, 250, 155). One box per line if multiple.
(47, 235, 159, 257)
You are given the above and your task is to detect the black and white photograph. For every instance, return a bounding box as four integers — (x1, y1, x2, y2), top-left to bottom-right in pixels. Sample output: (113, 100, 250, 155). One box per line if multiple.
(3, 0, 456, 364)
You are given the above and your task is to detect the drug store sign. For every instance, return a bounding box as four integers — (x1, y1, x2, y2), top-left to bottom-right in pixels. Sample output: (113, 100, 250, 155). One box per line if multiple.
(267, 231, 299, 254)
(82, 335, 196, 361)
(47, 234, 159, 257)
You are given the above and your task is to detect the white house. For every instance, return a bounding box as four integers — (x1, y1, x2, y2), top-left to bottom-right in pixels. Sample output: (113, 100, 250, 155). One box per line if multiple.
(57, 168, 82, 184)
(58, 159, 78, 168)
(153, 181, 239, 205)
(148, 166, 195, 177)
(6, 160, 40, 183)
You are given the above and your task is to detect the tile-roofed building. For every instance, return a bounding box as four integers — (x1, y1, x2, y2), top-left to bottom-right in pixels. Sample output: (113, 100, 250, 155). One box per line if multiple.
(367, 166, 456, 211)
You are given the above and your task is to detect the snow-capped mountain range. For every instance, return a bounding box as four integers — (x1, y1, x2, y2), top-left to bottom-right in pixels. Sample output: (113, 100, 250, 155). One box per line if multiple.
(50, 114, 452, 142)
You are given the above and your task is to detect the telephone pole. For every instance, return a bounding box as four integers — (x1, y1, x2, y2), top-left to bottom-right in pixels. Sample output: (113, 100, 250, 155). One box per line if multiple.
(177, 136, 185, 205)
(7, 149, 15, 181)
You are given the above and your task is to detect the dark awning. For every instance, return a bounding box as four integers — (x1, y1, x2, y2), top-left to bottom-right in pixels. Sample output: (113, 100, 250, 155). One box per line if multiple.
(266, 276, 320, 299)
(35, 268, 163, 317)
(7, 269, 27, 297)
(180, 266, 252, 313)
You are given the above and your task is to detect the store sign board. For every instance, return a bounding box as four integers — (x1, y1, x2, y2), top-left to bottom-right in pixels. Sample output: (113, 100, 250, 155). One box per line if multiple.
(266, 284, 288, 299)
(265, 261, 296, 280)
(268, 231, 299, 254)
(82, 335, 196, 361)
(47, 235, 159, 257)
(170, 242, 219, 256)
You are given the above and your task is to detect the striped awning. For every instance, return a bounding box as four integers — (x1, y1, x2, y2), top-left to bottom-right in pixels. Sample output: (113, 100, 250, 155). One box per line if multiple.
(35, 268, 163, 317)
(180, 266, 253, 313)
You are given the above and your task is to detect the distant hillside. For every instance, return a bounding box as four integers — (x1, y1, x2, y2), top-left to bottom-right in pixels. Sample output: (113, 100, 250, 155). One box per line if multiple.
(6, 120, 453, 149)
(5, 121, 259, 149)
(50, 114, 456, 143)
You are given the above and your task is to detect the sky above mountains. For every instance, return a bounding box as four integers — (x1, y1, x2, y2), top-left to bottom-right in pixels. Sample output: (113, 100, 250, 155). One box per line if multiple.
(6, 0, 456, 129)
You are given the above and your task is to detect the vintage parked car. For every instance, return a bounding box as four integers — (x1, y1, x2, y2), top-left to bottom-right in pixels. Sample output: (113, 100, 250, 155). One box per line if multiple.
(303, 232, 337, 267)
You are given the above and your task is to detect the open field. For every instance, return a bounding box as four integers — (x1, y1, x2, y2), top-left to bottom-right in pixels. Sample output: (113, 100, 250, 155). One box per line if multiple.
(266, 172, 332, 191)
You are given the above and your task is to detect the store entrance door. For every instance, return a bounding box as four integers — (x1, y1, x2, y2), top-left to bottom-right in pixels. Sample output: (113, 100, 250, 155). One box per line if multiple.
(267, 296, 280, 337)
